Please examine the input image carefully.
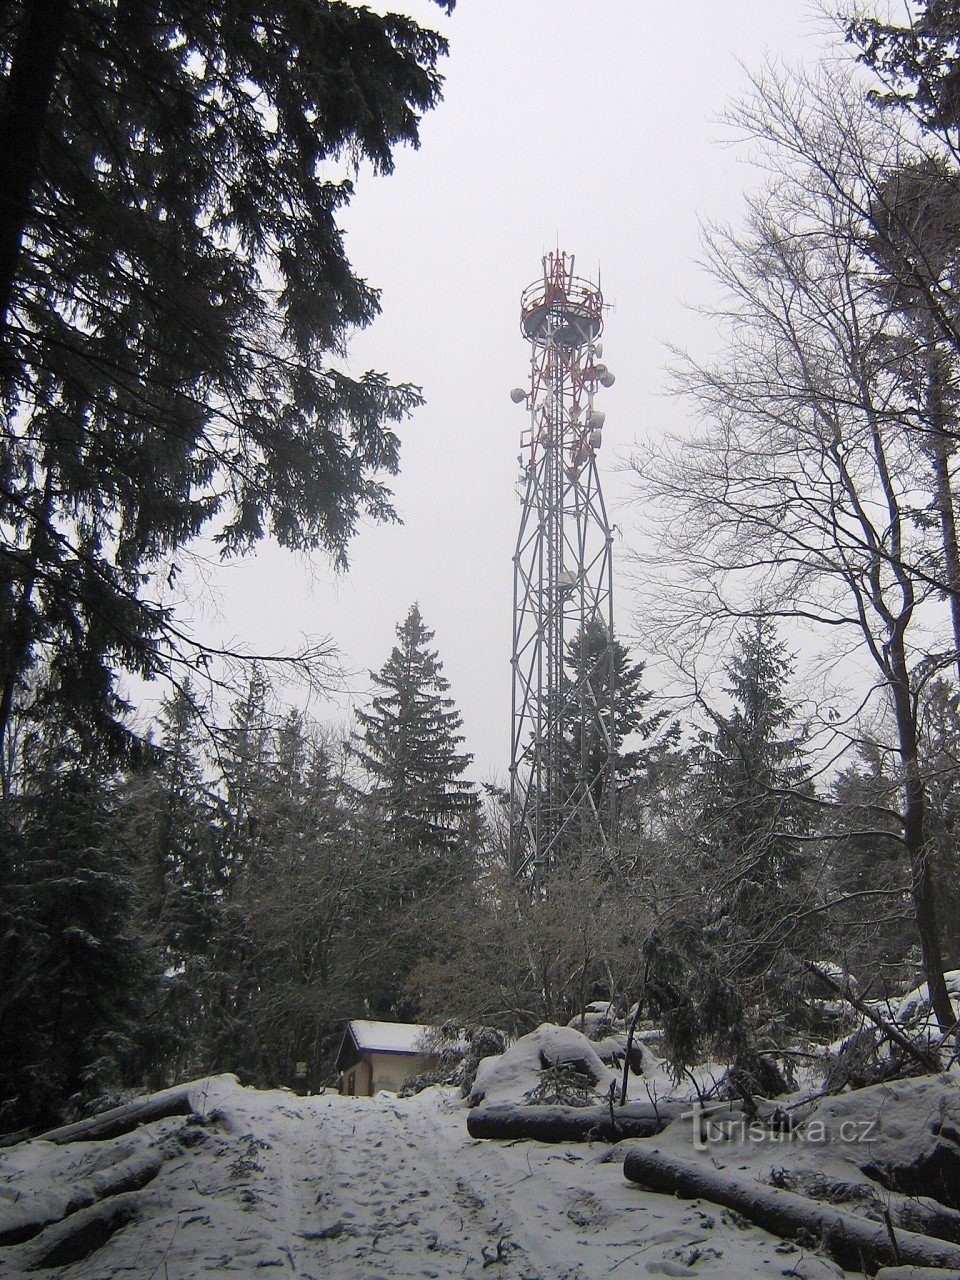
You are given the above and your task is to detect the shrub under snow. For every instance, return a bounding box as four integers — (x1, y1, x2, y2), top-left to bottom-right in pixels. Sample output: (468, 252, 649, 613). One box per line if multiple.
(467, 1024, 618, 1107)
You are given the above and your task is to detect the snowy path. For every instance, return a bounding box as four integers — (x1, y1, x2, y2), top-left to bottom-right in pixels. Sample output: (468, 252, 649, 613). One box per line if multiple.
(0, 1079, 846, 1279)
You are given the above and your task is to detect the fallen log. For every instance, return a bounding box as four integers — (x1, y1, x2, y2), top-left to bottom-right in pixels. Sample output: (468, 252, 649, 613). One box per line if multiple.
(27, 1090, 191, 1146)
(622, 1144, 960, 1274)
(0, 1127, 33, 1149)
(467, 1100, 686, 1144)
(862, 1138, 960, 1212)
(873, 1188, 960, 1247)
(779, 1169, 960, 1247)
(24, 1076, 230, 1146)
(0, 1151, 162, 1246)
(0, 1186, 92, 1249)
(16, 1192, 140, 1270)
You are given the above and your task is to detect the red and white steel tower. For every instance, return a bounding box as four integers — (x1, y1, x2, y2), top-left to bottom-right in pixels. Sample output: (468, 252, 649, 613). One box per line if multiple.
(509, 252, 617, 880)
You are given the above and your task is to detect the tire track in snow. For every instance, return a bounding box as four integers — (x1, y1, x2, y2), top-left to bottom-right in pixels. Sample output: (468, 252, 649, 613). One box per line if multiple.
(298, 1092, 553, 1280)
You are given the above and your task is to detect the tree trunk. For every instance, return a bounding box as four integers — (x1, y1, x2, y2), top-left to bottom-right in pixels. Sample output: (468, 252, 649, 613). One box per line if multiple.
(887, 639, 956, 1034)
(805, 962, 942, 1071)
(0, 0, 71, 355)
(15, 1192, 141, 1270)
(19, 1078, 216, 1145)
(467, 1100, 680, 1143)
(926, 346, 960, 681)
(0, 1151, 161, 1246)
(622, 1144, 960, 1274)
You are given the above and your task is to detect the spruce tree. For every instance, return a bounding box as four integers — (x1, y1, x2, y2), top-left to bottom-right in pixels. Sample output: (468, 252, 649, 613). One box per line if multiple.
(0, 0, 453, 753)
(122, 684, 226, 1084)
(233, 713, 361, 1088)
(561, 621, 675, 821)
(351, 605, 478, 1015)
(353, 604, 478, 858)
(0, 724, 149, 1128)
(694, 619, 815, 1006)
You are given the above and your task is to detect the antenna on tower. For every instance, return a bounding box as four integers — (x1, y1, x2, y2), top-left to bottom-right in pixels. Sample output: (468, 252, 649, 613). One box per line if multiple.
(508, 252, 617, 887)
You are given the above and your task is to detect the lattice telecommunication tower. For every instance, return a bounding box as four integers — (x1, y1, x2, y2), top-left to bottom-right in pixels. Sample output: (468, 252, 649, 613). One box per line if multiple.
(508, 252, 617, 880)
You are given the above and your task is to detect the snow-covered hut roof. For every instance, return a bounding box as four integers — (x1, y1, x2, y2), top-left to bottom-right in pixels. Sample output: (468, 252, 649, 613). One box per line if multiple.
(336, 1020, 434, 1071)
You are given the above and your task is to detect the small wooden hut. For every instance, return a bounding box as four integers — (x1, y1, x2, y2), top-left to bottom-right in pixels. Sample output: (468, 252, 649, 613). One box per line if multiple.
(336, 1020, 439, 1096)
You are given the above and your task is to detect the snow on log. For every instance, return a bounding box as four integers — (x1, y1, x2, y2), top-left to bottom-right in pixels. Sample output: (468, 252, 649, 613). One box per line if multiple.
(467, 1101, 682, 1143)
(0, 1128, 33, 1149)
(28, 1089, 191, 1145)
(0, 1151, 161, 1246)
(622, 1144, 960, 1274)
(15, 1192, 140, 1269)
(25, 1075, 235, 1145)
(803, 1074, 960, 1212)
(862, 1136, 960, 1212)
(778, 1170, 960, 1247)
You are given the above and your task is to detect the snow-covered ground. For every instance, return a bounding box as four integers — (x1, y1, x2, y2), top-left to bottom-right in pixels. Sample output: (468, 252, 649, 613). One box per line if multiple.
(0, 1075, 848, 1279)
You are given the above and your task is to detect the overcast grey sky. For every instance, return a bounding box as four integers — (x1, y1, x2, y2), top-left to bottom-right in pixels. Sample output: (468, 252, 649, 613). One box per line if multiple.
(181, 1, 839, 782)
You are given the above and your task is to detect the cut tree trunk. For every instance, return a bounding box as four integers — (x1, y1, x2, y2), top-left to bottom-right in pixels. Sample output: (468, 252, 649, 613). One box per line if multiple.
(15, 1192, 140, 1269)
(783, 1168, 960, 1246)
(0, 1151, 162, 1246)
(0, 1127, 33, 1149)
(468, 1100, 683, 1144)
(862, 1127, 960, 1212)
(19, 1077, 221, 1146)
(622, 1144, 960, 1274)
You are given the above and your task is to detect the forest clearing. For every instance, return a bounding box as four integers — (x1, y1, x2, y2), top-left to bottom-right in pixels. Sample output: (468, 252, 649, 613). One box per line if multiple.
(5, 1, 960, 1277)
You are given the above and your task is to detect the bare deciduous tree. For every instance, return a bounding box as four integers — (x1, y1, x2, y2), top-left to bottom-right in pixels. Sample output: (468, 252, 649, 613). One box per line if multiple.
(630, 67, 957, 1032)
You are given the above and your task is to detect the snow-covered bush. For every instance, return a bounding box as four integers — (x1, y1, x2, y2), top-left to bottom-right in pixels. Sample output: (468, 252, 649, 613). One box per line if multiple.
(566, 1002, 621, 1041)
(467, 1024, 618, 1107)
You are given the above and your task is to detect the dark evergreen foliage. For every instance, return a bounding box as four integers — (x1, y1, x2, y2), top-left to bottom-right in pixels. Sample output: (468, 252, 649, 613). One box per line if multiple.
(351, 604, 479, 1015)
(827, 753, 915, 980)
(0, 727, 149, 1130)
(561, 620, 677, 817)
(848, 1, 960, 129)
(829, 680, 960, 976)
(208, 699, 362, 1088)
(0, 614, 486, 1127)
(352, 604, 478, 855)
(122, 685, 227, 1084)
(0, 0, 453, 754)
(640, 925, 749, 1080)
(692, 619, 816, 1007)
